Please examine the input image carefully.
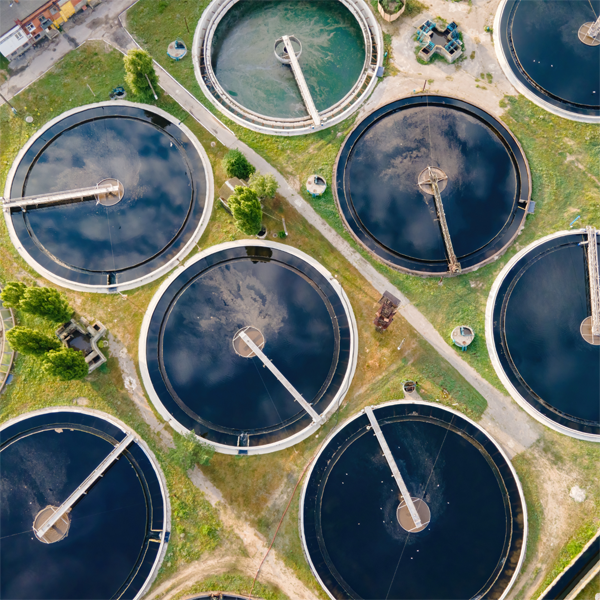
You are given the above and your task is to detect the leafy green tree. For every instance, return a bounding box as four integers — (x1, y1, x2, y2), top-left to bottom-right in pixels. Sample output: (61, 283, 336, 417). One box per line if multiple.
(124, 49, 159, 102)
(0, 281, 26, 308)
(222, 149, 255, 180)
(249, 172, 278, 200)
(169, 432, 214, 471)
(6, 326, 61, 357)
(19, 286, 73, 323)
(42, 348, 89, 380)
(228, 186, 263, 235)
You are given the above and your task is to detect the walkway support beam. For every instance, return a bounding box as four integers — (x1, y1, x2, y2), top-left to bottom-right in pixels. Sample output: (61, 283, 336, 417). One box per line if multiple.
(425, 166, 461, 274)
(585, 225, 600, 336)
(239, 331, 323, 423)
(364, 406, 422, 529)
(282, 35, 321, 127)
(2, 183, 119, 210)
(34, 432, 136, 539)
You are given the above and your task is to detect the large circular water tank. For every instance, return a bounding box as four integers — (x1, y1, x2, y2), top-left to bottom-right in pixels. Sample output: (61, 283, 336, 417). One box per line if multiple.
(301, 401, 527, 599)
(3, 102, 213, 293)
(140, 241, 358, 454)
(334, 95, 531, 275)
(0, 408, 170, 599)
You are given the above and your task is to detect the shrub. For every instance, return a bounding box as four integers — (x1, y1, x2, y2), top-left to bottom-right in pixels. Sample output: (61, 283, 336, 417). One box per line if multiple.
(124, 49, 159, 102)
(248, 172, 278, 200)
(6, 326, 61, 357)
(169, 432, 214, 471)
(222, 149, 255, 180)
(228, 186, 263, 235)
(19, 286, 73, 323)
(0, 281, 26, 308)
(42, 347, 89, 380)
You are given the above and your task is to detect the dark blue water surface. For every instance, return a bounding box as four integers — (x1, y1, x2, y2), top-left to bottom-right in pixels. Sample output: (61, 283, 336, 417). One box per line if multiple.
(146, 246, 353, 449)
(1, 427, 148, 599)
(303, 404, 524, 599)
(161, 259, 336, 433)
(497, 237, 600, 431)
(509, 0, 600, 110)
(23, 118, 191, 271)
(336, 97, 529, 274)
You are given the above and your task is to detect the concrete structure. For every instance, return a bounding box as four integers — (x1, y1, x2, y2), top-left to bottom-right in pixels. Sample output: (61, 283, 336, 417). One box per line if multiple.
(0, 406, 171, 600)
(0, 0, 89, 62)
(451, 325, 474, 350)
(192, 0, 383, 136)
(278, 35, 321, 126)
(2, 182, 121, 210)
(56, 317, 107, 372)
(306, 175, 327, 197)
(417, 20, 463, 63)
(377, 0, 404, 22)
(420, 166, 460, 273)
(584, 226, 600, 338)
(218, 177, 245, 213)
(485, 229, 600, 442)
(494, 0, 600, 124)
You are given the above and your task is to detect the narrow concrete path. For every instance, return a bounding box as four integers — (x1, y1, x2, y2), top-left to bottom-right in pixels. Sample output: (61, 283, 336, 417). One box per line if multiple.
(105, 23, 541, 457)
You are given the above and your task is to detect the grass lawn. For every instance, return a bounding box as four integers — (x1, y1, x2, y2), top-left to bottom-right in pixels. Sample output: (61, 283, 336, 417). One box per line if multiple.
(0, 40, 488, 597)
(100, 13, 600, 591)
(1, 27, 599, 599)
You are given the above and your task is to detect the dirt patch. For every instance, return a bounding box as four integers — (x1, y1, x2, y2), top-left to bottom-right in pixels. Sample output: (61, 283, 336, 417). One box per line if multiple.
(107, 333, 174, 448)
(361, 0, 515, 119)
(147, 467, 321, 600)
(508, 440, 598, 600)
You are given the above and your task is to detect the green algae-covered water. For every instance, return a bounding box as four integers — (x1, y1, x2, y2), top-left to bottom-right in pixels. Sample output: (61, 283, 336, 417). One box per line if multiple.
(211, 0, 366, 118)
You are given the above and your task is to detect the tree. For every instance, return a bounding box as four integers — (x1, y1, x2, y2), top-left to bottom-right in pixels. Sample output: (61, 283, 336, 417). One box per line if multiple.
(6, 326, 61, 357)
(19, 286, 73, 323)
(124, 49, 159, 102)
(228, 186, 263, 235)
(42, 348, 89, 381)
(0, 281, 26, 308)
(222, 149, 255, 180)
(248, 172, 278, 200)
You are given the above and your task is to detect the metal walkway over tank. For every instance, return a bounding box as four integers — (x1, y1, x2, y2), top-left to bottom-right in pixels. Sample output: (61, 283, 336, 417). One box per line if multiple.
(238, 330, 324, 423)
(585, 226, 600, 337)
(280, 35, 322, 127)
(419, 166, 461, 274)
(2, 182, 121, 211)
(33, 432, 136, 541)
(364, 406, 423, 530)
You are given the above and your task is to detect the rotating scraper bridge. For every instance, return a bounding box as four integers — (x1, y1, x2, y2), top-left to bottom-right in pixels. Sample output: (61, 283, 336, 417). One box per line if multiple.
(193, 0, 383, 135)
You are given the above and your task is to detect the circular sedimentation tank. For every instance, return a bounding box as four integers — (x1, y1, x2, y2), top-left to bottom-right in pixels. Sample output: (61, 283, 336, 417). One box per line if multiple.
(301, 401, 527, 599)
(494, 0, 600, 122)
(3, 102, 213, 293)
(486, 230, 600, 441)
(140, 241, 358, 454)
(0, 408, 170, 599)
(334, 95, 531, 275)
(193, 0, 382, 135)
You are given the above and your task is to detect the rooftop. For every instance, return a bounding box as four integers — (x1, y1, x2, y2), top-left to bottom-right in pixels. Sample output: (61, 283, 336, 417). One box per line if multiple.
(0, 0, 49, 37)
